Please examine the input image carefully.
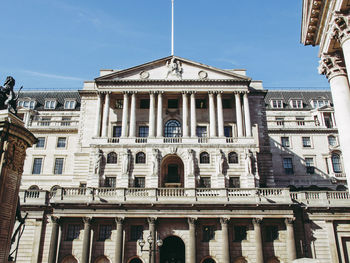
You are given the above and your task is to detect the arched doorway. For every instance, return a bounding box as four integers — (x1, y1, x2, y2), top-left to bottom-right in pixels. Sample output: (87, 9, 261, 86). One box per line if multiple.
(128, 258, 143, 263)
(160, 236, 185, 263)
(202, 258, 216, 263)
(160, 155, 184, 187)
(94, 256, 111, 263)
(61, 255, 78, 263)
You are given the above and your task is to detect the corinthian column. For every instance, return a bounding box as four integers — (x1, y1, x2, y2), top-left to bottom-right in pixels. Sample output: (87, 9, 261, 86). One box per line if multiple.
(209, 92, 217, 137)
(235, 93, 243, 137)
(190, 92, 197, 137)
(81, 217, 93, 263)
(115, 217, 124, 263)
(149, 92, 156, 137)
(182, 92, 189, 137)
(217, 92, 224, 137)
(129, 92, 137, 137)
(102, 92, 110, 137)
(94, 93, 102, 137)
(253, 218, 264, 263)
(220, 218, 230, 263)
(121, 92, 129, 138)
(319, 52, 350, 188)
(48, 216, 60, 263)
(157, 92, 163, 137)
(285, 218, 297, 261)
(188, 218, 197, 263)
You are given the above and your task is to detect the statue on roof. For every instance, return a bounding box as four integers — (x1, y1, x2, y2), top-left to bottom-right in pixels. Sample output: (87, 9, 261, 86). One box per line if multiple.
(166, 57, 183, 79)
(0, 76, 22, 115)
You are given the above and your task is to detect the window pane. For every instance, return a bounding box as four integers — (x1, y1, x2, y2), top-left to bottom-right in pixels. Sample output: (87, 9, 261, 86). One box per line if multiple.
(138, 126, 149, 137)
(107, 152, 117, 164)
(283, 158, 293, 174)
(36, 137, 45, 148)
(98, 225, 112, 241)
(140, 99, 150, 109)
(228, 152, 238, 164)
(32, 158, 42, 174)
(67, 225, 81, 241)
(168, 99, 179, 109)
(164, 120, 181, 137)
(281, 137, 289, 147)
(105, 177, 116, 187)
(135, 177, 145, 188)
(199, 177, 211, 188)
(136, 152, 146, 164)
(113, 126, 122, 137)
(115, 99, 123, 109)
(130, 225, 143, 241)
(200, 152, 210, 164)
(61, 117, 71, 126)
(57, 137, 66, 148)
(54, 158, 64, 174)
(332, 154, 342, 173)
(328, 136, 336, 146)
(229, 177, 240, 188)
(224, 126, 232, 137)
(305, 158, 314, 174)
(222, 99, 231, 109)
(302, 137, 311, 147)
(202, 226, 215, 242)
(196, 99, 207, 109)
(196, 126, 207, 137)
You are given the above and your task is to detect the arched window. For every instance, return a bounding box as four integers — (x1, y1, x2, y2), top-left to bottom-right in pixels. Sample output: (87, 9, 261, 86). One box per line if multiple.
(107, 152, 117, 164)
(328, 135, 337, 146)
(129, 258, 143, 263)
(228, 152, 238, 163)
(164, 119, 181, 137)
(28, 185, 39, 190)
(332, 153, 342, 173)
(61, 255, 78, 263)
(136, 152, 146, 164)
(202, 258, 216, 263)
(50, 185, 60, 198)
(200, 152, 210, 164)
(94, 256, 111, 263)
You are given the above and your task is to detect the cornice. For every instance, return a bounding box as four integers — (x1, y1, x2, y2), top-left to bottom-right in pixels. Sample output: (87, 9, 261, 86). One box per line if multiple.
(301, 0, 325, 45)
(267, 128, 338, 134)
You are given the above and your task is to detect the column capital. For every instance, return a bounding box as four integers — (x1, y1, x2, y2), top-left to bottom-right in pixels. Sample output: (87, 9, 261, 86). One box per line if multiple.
(82, 217, 93, 225)
(220, 217, 230, 225)
(331, 12, 350, 45)
(188, 217, 197, 225)
(189, 91, 197, 94)
(319, 51, 347, 80)
(285, 218, 295, 225)
(148, 217, 157, 224)
(252, 218, 263, 225)
(182, 90, 191, 94)
(208, 91, 217, 94)
(51, 216, 61, 224)
(115, 217, 124, 224)
(149, 91, 157, 94)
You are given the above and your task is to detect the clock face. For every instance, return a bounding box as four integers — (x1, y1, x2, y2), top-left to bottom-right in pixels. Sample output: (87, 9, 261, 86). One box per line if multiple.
(198, 70, 208, 79)
(140, 71, 150, 79)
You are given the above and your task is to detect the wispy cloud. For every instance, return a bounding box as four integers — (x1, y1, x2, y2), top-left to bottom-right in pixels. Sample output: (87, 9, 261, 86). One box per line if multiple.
(22, 70, 84, 81)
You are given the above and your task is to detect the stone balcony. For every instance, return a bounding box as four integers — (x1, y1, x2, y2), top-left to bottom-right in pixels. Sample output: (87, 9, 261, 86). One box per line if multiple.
(18, 188, 350, 208)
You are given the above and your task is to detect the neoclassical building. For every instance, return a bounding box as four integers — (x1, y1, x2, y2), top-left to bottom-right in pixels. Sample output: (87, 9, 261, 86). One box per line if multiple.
(12, 56, 350, 263)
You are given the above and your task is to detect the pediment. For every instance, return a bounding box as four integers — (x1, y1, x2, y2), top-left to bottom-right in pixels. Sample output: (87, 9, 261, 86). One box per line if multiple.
(95, 56, 250, 82)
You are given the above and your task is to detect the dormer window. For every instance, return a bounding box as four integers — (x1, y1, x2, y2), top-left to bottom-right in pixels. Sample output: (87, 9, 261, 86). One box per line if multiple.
(270, 99, 283, 109)
(18, 99, 36, 109)
(290, 99, 303, 109)
(311, 99, 329, 108)
(44, 99, 57, 109)
(64, 99, 76, 109)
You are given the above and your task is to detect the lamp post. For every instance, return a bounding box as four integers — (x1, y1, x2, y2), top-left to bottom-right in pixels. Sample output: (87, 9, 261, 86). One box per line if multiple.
(137, 235, 163, 263)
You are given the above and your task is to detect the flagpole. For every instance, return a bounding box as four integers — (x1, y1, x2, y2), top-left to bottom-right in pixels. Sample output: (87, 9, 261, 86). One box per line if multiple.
(171, 0, 174, 56)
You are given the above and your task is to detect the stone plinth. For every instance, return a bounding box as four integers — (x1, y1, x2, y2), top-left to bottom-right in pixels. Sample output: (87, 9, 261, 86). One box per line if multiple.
(0, 110, 36, 262)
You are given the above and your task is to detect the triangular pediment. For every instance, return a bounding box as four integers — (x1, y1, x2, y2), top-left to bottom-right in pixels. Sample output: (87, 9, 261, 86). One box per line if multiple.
(95, 56, 251, 82)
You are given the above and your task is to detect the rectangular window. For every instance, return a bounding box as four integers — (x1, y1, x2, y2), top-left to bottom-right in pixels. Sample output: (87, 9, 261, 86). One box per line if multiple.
(199, 177, 211, 188)
(202, 225, 215, 242)
(305, 158, 315, 174)
(281, 137, 290, 147)
(61, 117, 71, 126)
(32, 158, 43, 174)
(44, 100, 56, 109)
(265, 226, 279, 242)
(66, 224, 81, 241)
(115, 99, 123, 109)
(98, 225, 112, 241)
(168, 99, 179, 109)
(302, 137, 311, 148)
(134, 177, 145, 188)
(54, 158, 64, 175)
(113, 126, 122, 137)
(36, 137, 45, 148)
(234, 226, 247, 241)
(312, 100, 329, 108)
(271, 100, 283, 109)
(18, 100, 35, 109)
(229, 177, 240, 188)
(64, 100, 76, 109)
(130, 225, 143, 241)
(196, 99, 207, 109)
(296, 117, 305, 126)
(222, 99, 231, 109)
(57, 137, 67, 148)
(140, 99, 150, 109)
(138, 126, 149, 137)
(196, 126, 207, 137)
(290, 99, 303, 109)
(276, 117, 284, 126)
(224, 126, 232, 137)
(40, 117, 51, 126)
(105, 177, 116, 188)
(283, 158, 294, 174)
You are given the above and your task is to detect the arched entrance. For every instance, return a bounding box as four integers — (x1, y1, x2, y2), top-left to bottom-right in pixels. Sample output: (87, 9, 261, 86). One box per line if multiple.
(202, 258, 216, 263)
(160, 155, 184, 187)
(160, 236, 185, 263)
(128, 258, 143, 263)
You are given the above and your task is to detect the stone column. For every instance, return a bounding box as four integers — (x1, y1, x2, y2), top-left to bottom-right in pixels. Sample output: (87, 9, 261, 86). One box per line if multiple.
(235, 93, 243, 137)
(253, 218, 264, 263)
(190, 92, 197, 137)
(129, 92, 137, 137)
(182, 92, 189, 137)
(48, 216, 60, 263)
(81, 217, 92, 263)
(121, 92, 129, 138)
(94, 93, 102, 137)
(220, 218, 230, 263)
(326, 220, 340, 263)
(157, 92, 163, 137)
(243, 92, 252, 137)
(217, 92, 224, 137)
(148, 217, 156, 263)
(115, 217, 124, 263)
(188, 218, 197, 263)
(209, 92, 217, 137)
(285, 218, 297, 262)
(319, 52, 350, 188)
(102, 92, 110, 137)
(149, 92, 156, 137)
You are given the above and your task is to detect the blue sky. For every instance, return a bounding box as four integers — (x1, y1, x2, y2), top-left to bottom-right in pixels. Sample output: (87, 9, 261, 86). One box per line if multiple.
(0, 0, 328, 90)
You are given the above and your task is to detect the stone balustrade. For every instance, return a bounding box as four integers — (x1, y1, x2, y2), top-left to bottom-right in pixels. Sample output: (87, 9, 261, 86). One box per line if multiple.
(290, 191, 350, 207)
(19, 190, 48, 205)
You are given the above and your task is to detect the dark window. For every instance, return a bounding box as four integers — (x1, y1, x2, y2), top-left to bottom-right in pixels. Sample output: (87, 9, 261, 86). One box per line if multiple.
(302, 137, 311, 147)
(283, 158, 293, 174)
(107, 152, 117, 164)
(136, 152, 146, 164)
(139, 126, 149, 137)
(57, 137, 66, 148)
(234, 226, 247, 241)
(296, 117, 305, 126)
(265, 225, 279, 242)
(54, 158, 64, 175)
(196, 126, 207, 137)
(332, 154, 342, 173)
(202, 259, 216, 263)
(61, 117, 71, 126)
(167, 164, 180, 183)
(105, 177, 116, 188)
(66, 224, 81, 241)
(113, 126, 122, 137)
(40, 117, 51, 126)
(229, 177, 240, 188)
(276, 117, 284, 126)
(202, 225, 215, 242)
(200, 152, 210, 164)
(228, 152, 238, 164)
(164, 119, 181, 137)
(130, 225, 143, 241)
(134, 177, 145, 188)
(224, 126, 232, 137)
(98, 225, 112, 241)
(196, 99, 207, 109)
(324, 113, 333, 128)
(32, 158, 43, 174)
(199, 177, 211, 188)
(36, 137, 45, 148)
(328, 136, 337, 146)
(305, 158, 314, 174)
(140, 99, 150, 109)
(281, 137, 290, 147)
(168, 99, 179, 109)
(222, 99, 231, 109)
(115, 99, 123, 109)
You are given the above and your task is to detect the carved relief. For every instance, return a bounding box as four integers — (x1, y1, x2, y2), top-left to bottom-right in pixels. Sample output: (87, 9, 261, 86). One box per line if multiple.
(3, 137, 27, 174)
(318, 51, 347, 80)
(331, 13, 350, 44)
(166, 57, 183, 79)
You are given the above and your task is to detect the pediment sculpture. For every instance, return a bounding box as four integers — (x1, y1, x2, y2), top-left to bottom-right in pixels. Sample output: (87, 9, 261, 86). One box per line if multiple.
(0, 76, 22, 115)
(166, 58, 183, 79)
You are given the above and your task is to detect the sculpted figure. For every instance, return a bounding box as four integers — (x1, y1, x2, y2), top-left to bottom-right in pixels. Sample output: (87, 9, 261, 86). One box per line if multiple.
(122, 149, 131, 174)
(216, 150, 224, 175)
(245, 151, 253, 175)
(94, 149, 103, 175)
(187, 149, 195, 176)
(0, 76, 22, 114)
(166, 57, 183, 79)
(152, 149, 159, 176)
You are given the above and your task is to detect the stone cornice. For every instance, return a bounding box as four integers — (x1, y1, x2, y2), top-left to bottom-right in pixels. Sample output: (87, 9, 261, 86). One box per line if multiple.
(318, 51, 347, 80)
(301, 0, 325, 45)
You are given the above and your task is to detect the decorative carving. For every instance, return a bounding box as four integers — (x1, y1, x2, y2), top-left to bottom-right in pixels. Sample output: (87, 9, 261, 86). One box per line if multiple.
(152, 149, 160, 176)
(82, 217, 93, 225)
(252, 218, 262, 225)
(122, 149, 131, 175)
(0, 76, 23, 115)
(3, 137, 27, 174)
(115, 217, 124, 224)
(285, 218, 295, 225)
(245, 150, 253, 175)
(188, 217, 197, 225)
(220, 217, 230, 225)
(318, 52, 347, 80)
(94, 148, 103, 175)
(187, 149, 195, 176)
(148, 217, 157, 225)
(51, 216, 61, 224)
(198, 70, 208, 79)
(140, 71, 150, 79)
(166, 57, 183, 79)
(216, 150, 225, 176)
(170, 147, 177, 154)
(331, 13, 350, 44)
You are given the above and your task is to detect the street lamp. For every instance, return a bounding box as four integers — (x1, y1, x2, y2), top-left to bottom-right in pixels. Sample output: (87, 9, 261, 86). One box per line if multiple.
(137, 235, 163, 262)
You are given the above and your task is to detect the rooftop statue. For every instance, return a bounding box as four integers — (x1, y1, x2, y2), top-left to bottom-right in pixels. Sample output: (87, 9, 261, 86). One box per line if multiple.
(0, 76, 22, 115)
